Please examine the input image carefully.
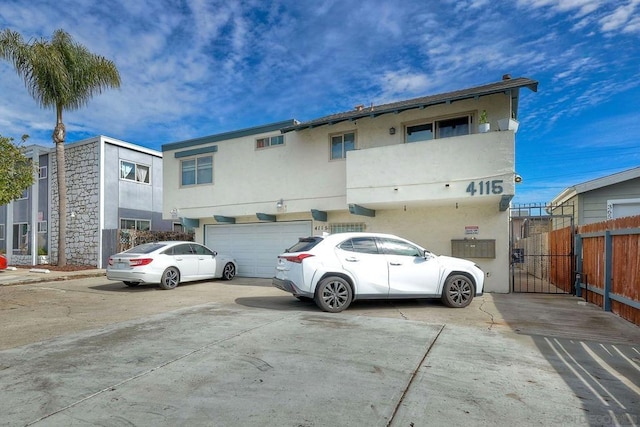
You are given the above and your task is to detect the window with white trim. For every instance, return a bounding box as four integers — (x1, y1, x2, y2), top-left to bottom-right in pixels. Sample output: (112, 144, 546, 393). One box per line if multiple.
(37, 221, 47, 233)
(406, 114, 471, 143)
(38, 166, 47, 179)
(17, 188, 28, 200)
(181, 155, 213, 186)
(330, 131, 356, 160)
(256, 135, 284, 149)
(120, 219, 151, 231)
(120, 160, 151, 184)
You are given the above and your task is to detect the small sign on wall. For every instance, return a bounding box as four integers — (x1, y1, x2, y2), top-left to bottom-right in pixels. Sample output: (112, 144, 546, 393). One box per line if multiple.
(465, 225, 479, 235)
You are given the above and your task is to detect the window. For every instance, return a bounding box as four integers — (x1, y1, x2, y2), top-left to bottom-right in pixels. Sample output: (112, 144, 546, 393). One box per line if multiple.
(407, 123, 433, 143)
(120, 161, 150, 184)
(17, 188, 28, 200)
(286, 237, 324, 253)
(38, 166, 47, 179)
(168, 243, 195, 255)
(181, 155, 213, 186)
(120, 219, 151, 231)
(191, 243, 215, 256)
(330, 223, 365, 233)
(0, 224, 4, 240)
(380, 238, 423, 257)
(437, 116, 470, 138)
(330, 132, 356, 160)
(13, 223, 28, 252)
(406, 115, 471, 143)
(338, 237, 380, 254)
(256, 135, 284, 149)
(37, 221, 47, 233)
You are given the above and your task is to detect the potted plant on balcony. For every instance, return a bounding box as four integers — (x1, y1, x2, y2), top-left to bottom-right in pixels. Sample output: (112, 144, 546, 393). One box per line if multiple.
(37, 247, 49, 265)
(498, 112, 519, 133)
(478, 110, 490, 133)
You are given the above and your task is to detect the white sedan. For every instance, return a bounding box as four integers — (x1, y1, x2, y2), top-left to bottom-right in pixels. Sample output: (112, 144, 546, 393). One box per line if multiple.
(273, 232, 484, 312)
(107, 241, 237, 289)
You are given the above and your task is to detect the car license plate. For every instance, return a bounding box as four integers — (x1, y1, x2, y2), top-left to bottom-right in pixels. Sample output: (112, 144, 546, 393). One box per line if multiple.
(117, 262, 127, 269)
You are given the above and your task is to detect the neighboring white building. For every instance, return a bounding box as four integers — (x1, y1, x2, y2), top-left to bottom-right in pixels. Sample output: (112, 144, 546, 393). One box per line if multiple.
(0, 136, 173, 267)
(162, 76, 538, 292)
(550, 166, 640, 228)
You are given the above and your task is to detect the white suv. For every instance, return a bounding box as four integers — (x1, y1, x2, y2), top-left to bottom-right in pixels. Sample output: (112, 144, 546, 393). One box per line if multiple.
(272, 232, 484, 312)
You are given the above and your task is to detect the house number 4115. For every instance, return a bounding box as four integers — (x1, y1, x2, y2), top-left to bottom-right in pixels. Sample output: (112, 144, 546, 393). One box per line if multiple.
(466, 180, 504, 196)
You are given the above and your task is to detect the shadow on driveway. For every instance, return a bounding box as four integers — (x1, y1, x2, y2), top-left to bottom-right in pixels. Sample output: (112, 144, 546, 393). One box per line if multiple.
(492, 293, 640, 426)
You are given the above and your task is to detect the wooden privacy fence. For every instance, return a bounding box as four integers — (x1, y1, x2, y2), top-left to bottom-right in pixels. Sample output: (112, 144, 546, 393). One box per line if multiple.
(550, 226, 573, 292)
(575, 216, 640, 326)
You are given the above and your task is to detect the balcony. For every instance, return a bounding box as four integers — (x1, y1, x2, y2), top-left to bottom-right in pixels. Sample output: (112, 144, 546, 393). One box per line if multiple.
(346, 131, 516, 209)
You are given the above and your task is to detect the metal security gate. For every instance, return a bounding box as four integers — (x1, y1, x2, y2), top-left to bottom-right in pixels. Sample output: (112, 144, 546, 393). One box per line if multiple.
(510, 203, 575, 293)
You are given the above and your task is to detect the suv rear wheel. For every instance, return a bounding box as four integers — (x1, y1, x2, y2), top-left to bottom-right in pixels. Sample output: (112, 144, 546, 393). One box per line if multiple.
(314, 276, 353, 313)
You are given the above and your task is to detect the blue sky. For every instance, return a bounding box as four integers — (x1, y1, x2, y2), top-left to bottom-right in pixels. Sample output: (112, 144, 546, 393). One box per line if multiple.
(1, 0, 639, 205)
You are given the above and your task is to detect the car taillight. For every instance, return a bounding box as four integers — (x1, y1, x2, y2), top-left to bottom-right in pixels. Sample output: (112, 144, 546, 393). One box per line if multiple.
(129, 258, 153, 267)
(282, 254, 314, 263)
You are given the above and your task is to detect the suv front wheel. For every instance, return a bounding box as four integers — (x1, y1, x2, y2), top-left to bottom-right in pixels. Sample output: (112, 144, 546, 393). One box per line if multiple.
(314, 276, 353, 313)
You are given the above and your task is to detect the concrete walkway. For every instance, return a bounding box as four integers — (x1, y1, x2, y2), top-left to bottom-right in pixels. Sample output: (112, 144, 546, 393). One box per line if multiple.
(1, 271, 639, 426)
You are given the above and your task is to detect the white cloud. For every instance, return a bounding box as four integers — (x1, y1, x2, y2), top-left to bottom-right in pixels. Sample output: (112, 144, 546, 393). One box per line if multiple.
(599, 0, 640, 33)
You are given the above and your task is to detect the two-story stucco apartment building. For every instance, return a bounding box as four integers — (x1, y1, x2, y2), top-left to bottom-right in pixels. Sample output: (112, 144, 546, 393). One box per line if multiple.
(162, 76, 538, 292)
(0, 136, 173, 268)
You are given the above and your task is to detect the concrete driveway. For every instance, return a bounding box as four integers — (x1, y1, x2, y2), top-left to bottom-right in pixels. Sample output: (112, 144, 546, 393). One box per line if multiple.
(1, 276, 639, 426)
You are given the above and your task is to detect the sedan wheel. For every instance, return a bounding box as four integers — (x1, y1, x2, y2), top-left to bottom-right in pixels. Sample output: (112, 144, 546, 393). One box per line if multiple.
(314, 276, 353, 313)
(222, 262, 236, 280)
(159, 267, 180, 290)
(441, 274, 475, 308)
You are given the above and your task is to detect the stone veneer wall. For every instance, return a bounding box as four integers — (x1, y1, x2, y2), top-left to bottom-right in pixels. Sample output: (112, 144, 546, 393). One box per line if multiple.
(50, 140, 100, 265)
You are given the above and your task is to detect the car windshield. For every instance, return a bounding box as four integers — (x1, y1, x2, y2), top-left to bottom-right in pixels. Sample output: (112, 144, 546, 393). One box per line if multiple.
(124, 243, 166, 254)
(286, 237, 323, 253)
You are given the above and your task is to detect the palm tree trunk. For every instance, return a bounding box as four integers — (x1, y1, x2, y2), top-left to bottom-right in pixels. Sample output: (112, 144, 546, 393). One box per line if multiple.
(53, 107, 67, 266)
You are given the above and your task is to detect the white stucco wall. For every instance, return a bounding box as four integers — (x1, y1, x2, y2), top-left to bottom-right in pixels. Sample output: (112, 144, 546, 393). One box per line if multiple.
(163, 91, 516, 292)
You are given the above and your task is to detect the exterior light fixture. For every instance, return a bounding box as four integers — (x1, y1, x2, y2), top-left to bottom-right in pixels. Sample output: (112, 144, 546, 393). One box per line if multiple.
(276, 199, 284, 209)
(514, 174, 523, 183)
(389, 127, 396, 135)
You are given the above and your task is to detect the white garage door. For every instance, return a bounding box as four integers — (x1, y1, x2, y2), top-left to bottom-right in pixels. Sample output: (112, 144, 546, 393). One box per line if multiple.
(204, 221, 312, 278)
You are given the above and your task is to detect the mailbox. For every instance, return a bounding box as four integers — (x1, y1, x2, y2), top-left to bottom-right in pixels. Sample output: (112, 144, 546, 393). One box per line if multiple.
(451, 239, 496, 258)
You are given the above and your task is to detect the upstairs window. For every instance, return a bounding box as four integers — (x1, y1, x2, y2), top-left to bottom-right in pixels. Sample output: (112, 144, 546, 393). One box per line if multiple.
(181, 155, 213, 186)
(407, 123, 433, 143)
(406, 115, 471, 143)
(256, 135, 284, 149)
(38, 166, 47, 179)
(120, 161, 150, 184)
(330, 131, 356, 160)
(437, 116, 470, 138)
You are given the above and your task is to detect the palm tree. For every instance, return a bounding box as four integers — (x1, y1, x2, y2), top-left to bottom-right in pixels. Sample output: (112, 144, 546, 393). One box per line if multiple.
(0, 29, 120, 266)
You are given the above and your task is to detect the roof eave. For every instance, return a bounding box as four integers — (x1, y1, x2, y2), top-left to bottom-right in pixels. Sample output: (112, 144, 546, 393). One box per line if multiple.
(281, 77, 538, 133)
